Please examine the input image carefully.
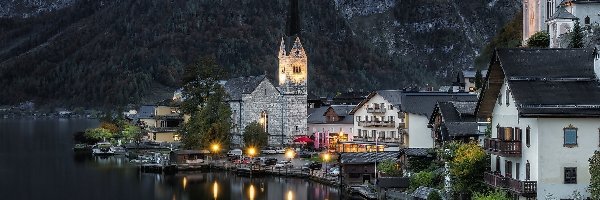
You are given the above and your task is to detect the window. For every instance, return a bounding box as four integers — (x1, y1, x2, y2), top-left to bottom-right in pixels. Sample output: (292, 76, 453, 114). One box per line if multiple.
(526, 161, 531, 180)
(293, 65, 301, 74)
(506, 89, 510, 106)
(585, 16, 590, 25)
(379, 131, 385, 139)
(389, 105, 393, 110)
(259, 111, 268, 132)
(496, 156, 501, 172)
(526, 126, 531, 147)
(371, 130, 376, 138)
(362, 130, 368, 138)
(515, 127, 522, 141)
(564, 126, 578, 147)
(357, 129, 362, 137)
(388, 116, 394, 122)
(498, 91, 502, 105)
(505, 160, 513, 178)
(564, 167, 577, 184)
(357, 116, 361, 122)
(391, 131, 396, 138)
(516, 163, 521, 180)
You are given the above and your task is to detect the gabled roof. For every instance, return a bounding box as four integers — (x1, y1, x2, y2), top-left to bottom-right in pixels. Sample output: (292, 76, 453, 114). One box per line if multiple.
(549, 6, 578, 20)
(561, 0, 600, 5)
(462, 68, 488, 78)
(307, 105, 354, 124)
(477, 48, 600, 118)
(349, 90, 404, 114)
(400, 92, 477, 117)
(137, 105, 156, 119)
(223, 75, 268, 101)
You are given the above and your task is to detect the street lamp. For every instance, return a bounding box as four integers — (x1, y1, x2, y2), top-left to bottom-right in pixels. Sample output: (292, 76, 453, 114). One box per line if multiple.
(247, 147, 257, 171)
(285, 149, 295, 175)
(211, 143, 220, 165)
(323, 152, 331, 177)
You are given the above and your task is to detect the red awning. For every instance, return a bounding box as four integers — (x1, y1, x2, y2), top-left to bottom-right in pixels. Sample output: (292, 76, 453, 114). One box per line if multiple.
(294, 136, 314, 143)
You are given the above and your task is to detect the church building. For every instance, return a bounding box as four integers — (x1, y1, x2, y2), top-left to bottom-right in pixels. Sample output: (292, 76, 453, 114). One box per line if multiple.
(223, 37, 308, 147)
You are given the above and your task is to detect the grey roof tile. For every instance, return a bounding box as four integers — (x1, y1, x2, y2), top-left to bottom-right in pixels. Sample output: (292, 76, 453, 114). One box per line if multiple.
(223, 75, 267, 101)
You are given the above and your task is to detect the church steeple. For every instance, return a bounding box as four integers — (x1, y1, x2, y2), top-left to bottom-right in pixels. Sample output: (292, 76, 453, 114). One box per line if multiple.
(278, 37, 287, 58)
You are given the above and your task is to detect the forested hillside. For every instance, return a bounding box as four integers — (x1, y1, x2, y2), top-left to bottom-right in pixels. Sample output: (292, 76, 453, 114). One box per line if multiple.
(0, 0, 520, 107)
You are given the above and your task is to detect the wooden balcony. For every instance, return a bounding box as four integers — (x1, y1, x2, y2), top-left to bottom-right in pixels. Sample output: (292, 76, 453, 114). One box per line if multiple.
(357, 121, 395, 127)
(484, 172, 536, 197)
(366, 107, 386, 113)
(484, 138, 521, 157)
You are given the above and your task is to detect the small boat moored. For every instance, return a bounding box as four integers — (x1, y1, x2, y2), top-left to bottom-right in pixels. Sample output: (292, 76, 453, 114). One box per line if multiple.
(92, 142, 115, 156)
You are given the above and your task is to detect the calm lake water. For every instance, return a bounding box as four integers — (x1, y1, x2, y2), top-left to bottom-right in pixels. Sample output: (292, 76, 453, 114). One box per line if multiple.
(0, 119, 341, 200)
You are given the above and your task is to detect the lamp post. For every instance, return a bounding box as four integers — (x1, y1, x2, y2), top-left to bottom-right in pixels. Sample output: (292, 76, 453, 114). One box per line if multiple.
(285, 149, 295, 176)
(323, 152, 331, 178)
(211, 143, 220, 166)
(247, 147, 257, 172)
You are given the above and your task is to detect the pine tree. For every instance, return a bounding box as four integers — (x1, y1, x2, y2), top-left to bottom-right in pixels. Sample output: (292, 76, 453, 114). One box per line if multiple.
(570, 20, 584, 48)
(474, 69, 483, 90)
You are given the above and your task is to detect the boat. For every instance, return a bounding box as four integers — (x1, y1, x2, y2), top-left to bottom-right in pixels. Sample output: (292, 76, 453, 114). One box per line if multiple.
(91, 142, 115, 156)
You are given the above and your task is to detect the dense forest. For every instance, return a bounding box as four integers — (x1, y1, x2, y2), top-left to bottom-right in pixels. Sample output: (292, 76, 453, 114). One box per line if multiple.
(0, 0, 519, 107)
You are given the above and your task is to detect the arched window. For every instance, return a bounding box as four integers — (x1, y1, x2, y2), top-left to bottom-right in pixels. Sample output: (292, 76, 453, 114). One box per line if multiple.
(526, 161, 531, 180)
(293, 65, 301, 74)
(259, 111, 268, 132)
(585, 16, 591, 25)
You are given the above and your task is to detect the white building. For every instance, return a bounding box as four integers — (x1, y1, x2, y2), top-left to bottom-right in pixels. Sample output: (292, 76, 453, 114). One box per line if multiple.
(307, 105, 354, 149)
(349, 90, 404, 145)
(477, 48, 600, 199)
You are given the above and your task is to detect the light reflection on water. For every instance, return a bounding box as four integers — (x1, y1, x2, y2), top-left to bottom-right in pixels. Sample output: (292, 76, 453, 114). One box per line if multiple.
(0, 119, 343, 200)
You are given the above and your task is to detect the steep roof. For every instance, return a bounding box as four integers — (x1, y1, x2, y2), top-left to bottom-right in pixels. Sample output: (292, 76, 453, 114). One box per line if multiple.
(223, 75, 267, 101)
(340, 152, 401, 164)
(137, 105, 156, 119)
(349, 90, 404, 114)
(477, 48, 600, 118)
(400, 92, 477, 117)
(307, 105, 354, 124)
(549, 6, 578, 20)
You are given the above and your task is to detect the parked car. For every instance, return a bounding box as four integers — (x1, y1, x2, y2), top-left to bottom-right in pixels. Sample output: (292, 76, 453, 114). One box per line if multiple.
(307, 162, 322, 170)
(227, 149, 243, 157)
(328, 167, 340, 176)
(274, 160, 293, 169)
(261, 147, 276, 155)
(263, 158, 277, 166)
(275, 147, 286, 154)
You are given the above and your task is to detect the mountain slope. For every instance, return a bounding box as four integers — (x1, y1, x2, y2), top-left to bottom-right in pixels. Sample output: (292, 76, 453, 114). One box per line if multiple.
(0, 0, 519, 107)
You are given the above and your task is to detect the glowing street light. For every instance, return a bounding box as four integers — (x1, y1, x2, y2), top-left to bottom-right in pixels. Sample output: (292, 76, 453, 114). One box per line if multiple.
(211, 143, 220, 153)
(285, 149, 295, 160)
(247, 147, 257, 158)
(323, 152, 331, 175)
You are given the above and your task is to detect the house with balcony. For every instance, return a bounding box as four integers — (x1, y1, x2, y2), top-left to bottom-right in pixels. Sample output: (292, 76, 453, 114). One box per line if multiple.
(399, 92, 477, 148)
(477, 48, 600, 199)
(307, 105, 354, 150)
(137, 105, 183, 142)
(350, 90, 404, 146)
(428, 101, 481, 147)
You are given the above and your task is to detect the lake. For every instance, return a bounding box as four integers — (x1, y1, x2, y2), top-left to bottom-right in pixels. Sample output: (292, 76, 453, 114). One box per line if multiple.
(0, 119, 342, 200)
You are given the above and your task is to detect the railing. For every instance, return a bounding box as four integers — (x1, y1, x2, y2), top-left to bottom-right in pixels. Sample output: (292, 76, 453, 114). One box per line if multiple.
(484, 171, 537, 197)
(149, 127, 179, 132)
(357, 121, 395, 127)
(366, 107, 386, 113)
(484, 138, 522, 157)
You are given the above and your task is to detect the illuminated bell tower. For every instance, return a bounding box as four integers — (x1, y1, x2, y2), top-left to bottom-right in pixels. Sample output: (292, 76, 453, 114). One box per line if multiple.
(278, 37, 308, 94)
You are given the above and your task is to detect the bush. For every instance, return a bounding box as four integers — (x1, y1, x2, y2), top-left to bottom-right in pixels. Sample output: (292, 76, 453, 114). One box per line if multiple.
(526, 31, 549, 48)
(428, 190, 443, 200)
(410, 171, 436, 191)
(473, 190, 510, 200)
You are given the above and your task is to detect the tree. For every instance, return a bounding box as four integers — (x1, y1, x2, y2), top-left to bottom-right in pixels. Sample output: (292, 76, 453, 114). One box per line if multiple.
(84, 127, 113, 141)
(474, 69, 483, 90)
(570, 20, 584, 48)
(473, 190, 510, 200)
(181, 86, 232, 149)
(526, 31, 549, 48)
(450, 142, 488, 197)
(120, 124, 141, 141)
(428, 190, 443, 200)
(409, 171, 436, 191)
(378, 159, 402, 177)
(180, 57, 226, 114)
(589, 150, 600, 199)
(243, 121, 268, 149)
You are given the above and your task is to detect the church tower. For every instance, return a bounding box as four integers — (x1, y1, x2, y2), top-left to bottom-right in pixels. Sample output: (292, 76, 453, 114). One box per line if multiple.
(277, 37, 308, 94)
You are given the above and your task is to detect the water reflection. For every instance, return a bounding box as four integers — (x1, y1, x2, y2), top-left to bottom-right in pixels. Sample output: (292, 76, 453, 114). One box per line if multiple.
(0, 119, 342, 200)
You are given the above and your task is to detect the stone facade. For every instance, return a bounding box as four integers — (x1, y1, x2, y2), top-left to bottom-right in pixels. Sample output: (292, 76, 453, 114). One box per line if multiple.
(225, 37, 308, 147)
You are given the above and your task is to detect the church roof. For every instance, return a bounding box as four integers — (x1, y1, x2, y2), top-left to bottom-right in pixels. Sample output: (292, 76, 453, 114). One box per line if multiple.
(223, 75, 267, 101)
(548, 6, 578, 20)
(562, 0, 600, 4)
(477, 48, 600, 118)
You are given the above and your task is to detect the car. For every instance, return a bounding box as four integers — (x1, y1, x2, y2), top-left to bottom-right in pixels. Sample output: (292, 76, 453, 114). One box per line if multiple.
(261, 147, 276, 155)
(328, 167, 340, 176)
(274, 160, 293, 169)
(308, 162, 322, 170)
(227, 149, 243, 157)
(275, 147, 286, 154)
(263, 158, 277, 166)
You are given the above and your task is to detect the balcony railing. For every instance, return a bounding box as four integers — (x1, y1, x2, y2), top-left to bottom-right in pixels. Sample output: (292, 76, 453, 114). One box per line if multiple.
(149, 127, 179, 132)
(484, 172, 536, 197)
(484, 138, 522, 157)
(357, 121, 395, 127)
(366, 107, 386, 113)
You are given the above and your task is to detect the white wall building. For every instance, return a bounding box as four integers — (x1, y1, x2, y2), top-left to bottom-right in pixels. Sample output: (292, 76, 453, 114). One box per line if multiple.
(350, 90, 404, 145)
(478, 48, 600, 199)
(307, 105, 354, 149)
